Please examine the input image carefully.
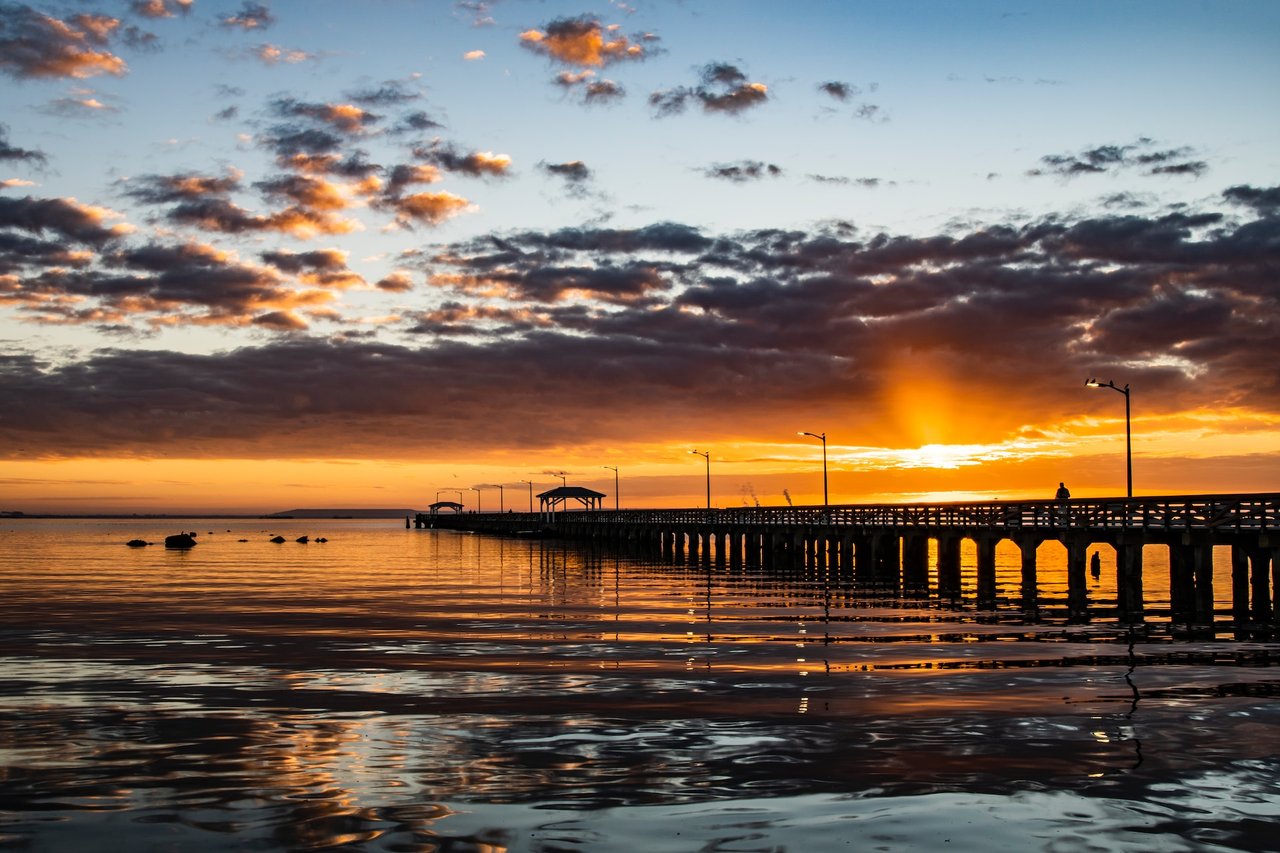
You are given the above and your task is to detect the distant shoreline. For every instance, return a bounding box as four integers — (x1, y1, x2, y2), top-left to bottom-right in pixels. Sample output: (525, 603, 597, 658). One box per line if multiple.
(0, 509, 418, 520)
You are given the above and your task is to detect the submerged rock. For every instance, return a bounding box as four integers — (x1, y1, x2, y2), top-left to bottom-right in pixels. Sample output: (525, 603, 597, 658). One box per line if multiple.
(269, 535, 286, 543)
(164, 533, 196, 549)
(126, 539, 149, 547)
(296, 535, 309, 544)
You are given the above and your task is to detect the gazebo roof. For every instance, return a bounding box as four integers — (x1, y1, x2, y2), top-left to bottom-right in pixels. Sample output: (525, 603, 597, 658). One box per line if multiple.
(537, 486, 606, 500)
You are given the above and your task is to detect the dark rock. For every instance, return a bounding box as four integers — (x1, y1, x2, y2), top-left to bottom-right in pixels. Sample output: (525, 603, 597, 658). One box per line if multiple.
(270, 535, 286, 543)
(238, 539, 249, 542)
(164, 533, 197, 549)
(296, 536, 309, 543)
(316, 537, 327, 543)
(126, 539, 149, 547)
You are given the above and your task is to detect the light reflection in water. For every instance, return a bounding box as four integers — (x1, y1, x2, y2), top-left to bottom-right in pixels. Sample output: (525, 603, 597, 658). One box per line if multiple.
(0, 518, 1275, 852)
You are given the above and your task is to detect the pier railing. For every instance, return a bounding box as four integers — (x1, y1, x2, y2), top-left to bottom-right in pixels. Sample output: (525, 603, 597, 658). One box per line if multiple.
(526, 493, 1279, 534)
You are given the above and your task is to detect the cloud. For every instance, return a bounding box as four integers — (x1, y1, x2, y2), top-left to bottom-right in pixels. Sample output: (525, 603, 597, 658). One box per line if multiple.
(381, 191, 472, 228)
(0, 195, 132, 243)
(221, 2, 274, 31)
(129, 0, 193, 18)
(375, 270, 414, 292)
(251, 43, 314, 65)
(463, 49, 485, 61)
(39, 88, 122, 117)
(346, 81, 423, 107)
(270, 98, 379, 134)
(412, 142, 512, 177)
(0, 4, 130, 80)
(4, 188, 1278, 458)
(818, 80, 858, 100)
(123, 169, 243, 203)
(703, 161, 781, 182)
(261, 247, 365, 288)
(0, 125, 46, 165)
(808, 174, 887, 188)
(1029, 138, 1208, 179)
(650, 62, 769, 116)
(542, 160, 591, 182)
(519, 16, 655, 67)
(553, 70, 625, 104)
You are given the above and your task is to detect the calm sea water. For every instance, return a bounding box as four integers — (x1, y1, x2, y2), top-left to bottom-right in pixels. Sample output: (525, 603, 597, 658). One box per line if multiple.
(1, 518, 1276, 852)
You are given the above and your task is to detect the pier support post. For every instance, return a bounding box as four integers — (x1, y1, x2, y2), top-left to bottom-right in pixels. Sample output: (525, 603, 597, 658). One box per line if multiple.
(1116, 540, 1145, 624)
(1232, 544, 1250, 627)
(975, 537, 997, 611)
(1248, 543, 1271, 623)
(937, 536, 962, 602)
(1066, 537, 1089, 622)
(902, 534, 929, 594)
(1016, 537, 1039, 617)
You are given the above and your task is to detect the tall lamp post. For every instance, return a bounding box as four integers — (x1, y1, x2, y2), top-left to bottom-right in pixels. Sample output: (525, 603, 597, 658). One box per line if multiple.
(603, 465, 619, 510)
(520, 480, 534, 512)
(798, 430, 828, 508)
(1086, 378, 1132, 498)
(494, 484, 504, 512)
(690, 450, 710, 509)
(470, 486, 482, 513)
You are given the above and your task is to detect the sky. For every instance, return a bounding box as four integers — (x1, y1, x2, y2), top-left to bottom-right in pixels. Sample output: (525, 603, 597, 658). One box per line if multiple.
(1, 0, 1278, 514)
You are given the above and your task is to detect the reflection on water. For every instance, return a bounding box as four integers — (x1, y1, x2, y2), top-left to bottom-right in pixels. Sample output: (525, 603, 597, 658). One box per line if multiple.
(0, 519, 1276, 851)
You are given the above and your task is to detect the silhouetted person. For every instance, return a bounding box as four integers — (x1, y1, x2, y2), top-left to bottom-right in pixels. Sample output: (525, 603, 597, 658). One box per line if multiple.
(1055, 482, 1071, 500)
(1090, 551, 1101, 579)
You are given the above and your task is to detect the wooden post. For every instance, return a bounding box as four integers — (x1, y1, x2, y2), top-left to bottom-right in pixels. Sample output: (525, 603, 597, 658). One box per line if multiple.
(1017, 536, 1039, 617)
(976, 536, 997, 610)
(1192, 541, 1215, 627)
(937, 536, 962, 601)
(902, 534, 929, 593)
(1249, 543, 1271, 623)
(1116, 540, 1145, 624)
(1231, 543, 1249, 627)
(1066, 537, 1089, 622)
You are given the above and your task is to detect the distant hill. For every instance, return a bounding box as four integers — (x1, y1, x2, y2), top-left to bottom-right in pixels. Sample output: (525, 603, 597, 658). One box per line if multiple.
(265, 508, 417, 518)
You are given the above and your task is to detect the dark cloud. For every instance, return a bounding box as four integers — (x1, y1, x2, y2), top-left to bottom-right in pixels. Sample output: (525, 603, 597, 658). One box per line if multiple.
(411, 142, 511, 177)
(346, 82, 423, 107)
(541, 160, 591, 182)
(261, 126, 345, 159)
(818, 80, 856, 100)
(123, 170, 242, 203)
(650, 62, 769, 117)
(0, 4, 129, 80)
(0, 125, 46, 164)
(221, 2, 274, 31)
(0, 195, 129, 244)
(1030, 138, 1208, 179)
(553, 71, 625, 105)
(269, 97, 380, 134)
(704, 161, 781, 182)
(807, 175, 886, 188)
(4, 190, 1278, 457)
(389, 111, 444, 134)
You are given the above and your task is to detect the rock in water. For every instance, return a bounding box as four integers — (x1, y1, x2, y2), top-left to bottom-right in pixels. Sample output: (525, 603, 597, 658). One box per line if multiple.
(126, 539, 149, 547)
(296, 535, 309, 544)
(164, 533, 196, 549)
(270, 535, 286, 543)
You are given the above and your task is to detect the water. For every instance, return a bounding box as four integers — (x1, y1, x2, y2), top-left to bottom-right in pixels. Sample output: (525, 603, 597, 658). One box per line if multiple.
(1, 518, 1276, 851)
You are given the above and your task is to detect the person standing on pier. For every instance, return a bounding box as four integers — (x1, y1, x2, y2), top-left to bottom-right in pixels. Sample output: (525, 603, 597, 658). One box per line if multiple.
(1055, 482, 1071, 500)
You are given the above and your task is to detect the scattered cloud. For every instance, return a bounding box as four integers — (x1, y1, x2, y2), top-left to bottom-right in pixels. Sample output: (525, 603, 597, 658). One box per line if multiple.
(0, 126, 46, 165)
(704, 161, 781, 182)
(650, 62, 768, 117)
(412, 142, 512, 177)
(221, 2, 274, 31)
(1029, 138, 1208, 179)
(463, 49, 485, 61)
(519, 16, 656, 68)
(0, 3, 131, 80)
(251, 43, 314, 65)
(129, 0, 193, 18)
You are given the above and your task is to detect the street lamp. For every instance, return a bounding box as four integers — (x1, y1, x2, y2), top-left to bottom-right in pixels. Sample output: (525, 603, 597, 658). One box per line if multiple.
(690, 450, 710, 509)
(603, 465, 619, 510)
(798, 431, 828, 508)
(520, 480, 534, 512)
(494, 484, 504, 512)
(1086, 378, 1132, 498)
(470, 486, 482, 513)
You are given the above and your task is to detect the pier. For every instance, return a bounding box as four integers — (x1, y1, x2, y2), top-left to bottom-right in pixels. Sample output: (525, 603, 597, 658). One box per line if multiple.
(416, 493, 1279, 629)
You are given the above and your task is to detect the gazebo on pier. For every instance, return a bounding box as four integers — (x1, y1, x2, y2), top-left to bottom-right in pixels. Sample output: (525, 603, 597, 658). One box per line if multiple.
(427, 500, 464, 516)
(537, 486, 606, 520)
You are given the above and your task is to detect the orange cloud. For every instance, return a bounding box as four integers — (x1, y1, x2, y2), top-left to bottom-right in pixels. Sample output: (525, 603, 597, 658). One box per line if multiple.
(254, 43, 314, 65)
(0, 9, 129, 79)
(387, 191, 471, 227)
(464, 49, 485, 61)
(519, 17, 652, 67)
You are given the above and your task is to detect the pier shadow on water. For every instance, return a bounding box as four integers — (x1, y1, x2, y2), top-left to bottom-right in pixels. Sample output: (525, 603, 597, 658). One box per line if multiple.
(0, 518, 1276, 851)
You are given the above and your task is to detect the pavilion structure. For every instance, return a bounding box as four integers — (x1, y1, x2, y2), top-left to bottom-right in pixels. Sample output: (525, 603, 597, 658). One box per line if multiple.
(537, 486, 606, 520)
(427, 500, 464, 516)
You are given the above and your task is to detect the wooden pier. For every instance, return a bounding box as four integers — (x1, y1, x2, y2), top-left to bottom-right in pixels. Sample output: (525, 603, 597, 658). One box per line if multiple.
(416, 493, 1279, 629)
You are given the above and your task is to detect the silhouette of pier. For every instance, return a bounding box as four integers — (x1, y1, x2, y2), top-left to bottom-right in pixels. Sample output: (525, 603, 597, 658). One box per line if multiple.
(416, 493, 1278, 630)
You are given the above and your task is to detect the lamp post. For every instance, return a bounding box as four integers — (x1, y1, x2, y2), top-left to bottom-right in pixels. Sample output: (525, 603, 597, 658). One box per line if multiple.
(690, 450, 710, 509)
(603, 465, 619, 510)
(1086, 378, 1132, 498)
(798, 431, 828, 508)
(520, 480, 534, 512)
(495, 484, 504, 512)
(470, 486, 481, 513)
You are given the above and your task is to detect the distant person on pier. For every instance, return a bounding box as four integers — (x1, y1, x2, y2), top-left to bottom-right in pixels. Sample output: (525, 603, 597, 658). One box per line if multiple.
(1055, 482, 1071, 500)
(1090, 551, 1102, 579)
